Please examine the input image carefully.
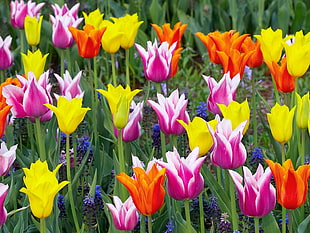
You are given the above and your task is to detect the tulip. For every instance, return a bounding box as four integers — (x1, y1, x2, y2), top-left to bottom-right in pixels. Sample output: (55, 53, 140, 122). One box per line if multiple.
(114, 101, 143, 142)
(208, 118, 247, 169)
(0, 36, 14, 70)
(178, 116, 218, 156)
(97, 84, 141, 129)
(69, 24, 106, 58)
(0, 77, 22, 103)
(147, 89, 190, 135)
(0, 183, 8, 226)
(24, 15, 42, 46)
(101, 20, 124, 54)
(203, 72, 240, 115)
(135, 39, 176, 82)
(267, 103, 295, 143)
(2, 71, 53, 122)
(283, 30, 310, 77)
(111, 13, 143, 49)
(51, 3, 79, 20)
(54, 70, 84, 100)
(0, 102, 12, 138)
(265, 159, 310, 209)
(20, 160, 69, 218)
(82, 9, 104, 29)
(131, 155, 163, 173)
(106, 196, 139, 231)
(157, 147, 205, 200)
(10, 0, 45, 29)
(117, 164, 166, 215)
(229, 164, 276, 217)
(0, 142, 17, 176)
(218, 99, 250, 134)
(44, 97, 90, 135)
(265, 57, 295, 93)
(241, 37, 263, 68)
(296, 92, 309, 129)
(254, 27, 284, 62)
(21, 49, 48, 79)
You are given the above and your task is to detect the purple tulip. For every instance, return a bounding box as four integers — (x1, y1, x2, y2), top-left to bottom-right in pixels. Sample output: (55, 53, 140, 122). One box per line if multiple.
(229, 164, 276, 217)
(135, 39, 176, 82)
(2, 71, 53, 122)
(203, 72, 240, 115)
(0, 142, 17, 176)
(148, 89, 190, 135)
(54, 70, 84, 100)
(0, 36, 14, 70)
(157, 147, 205, 200)
(208, 118, 247, 169)
(114, 101, 143, 142)
(0, 183, 8, 226)
(106, 196, 139, 231)
(10, 0, 45, 29)
(50, 3, 83, 49)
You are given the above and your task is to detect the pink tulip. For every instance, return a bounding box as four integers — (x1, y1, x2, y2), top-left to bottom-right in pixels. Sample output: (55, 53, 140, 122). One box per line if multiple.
(135, 39, 176, 82)
(229, 164, 276, 217)
(148, 89, 190, 135)
(0, 36, 14, 70)
(0, 183, 8, 226)
(203, 72, 240, 115)
(2, 71, 53, 122)
(10, 0, 45, 29)
(157, 147, 205, 200)
(114, 101, 143, 142)
(50, 3, 83, 49)
(106, 196, 139, 231)
(132, 155, 162, 173)
(208, 118, 247, 169)
(0, 142, 17, 176)
(54, 70, 84, 100)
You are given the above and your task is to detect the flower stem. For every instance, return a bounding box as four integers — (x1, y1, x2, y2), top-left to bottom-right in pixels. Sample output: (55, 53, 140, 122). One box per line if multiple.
(93, 57, 99, 148)
(66, 134, 80, 233)
(184, 199, 192, 233)
(0, 70, 5, 84)
(282, 206, 286, 233)
(118, 129, 126, 200)
(60, 49, 65, 77)
(111, 53, 117, 86)
(160, 131, 166, 161)
(148, 215, 152, 233)
(20, 29, 25, 54)
(40, 218, 46, 233)
(140, 214, 145, 233)
(35, 117, 46, 161)
(199, 193, 205, 233)
(254, 217, 259, 233)
(288, 209, 292, 233)
(125, 49, 130, 86)
(229, 172, 238, 231)
(281, 143, 285, 164)
(251, 70, 258, 147)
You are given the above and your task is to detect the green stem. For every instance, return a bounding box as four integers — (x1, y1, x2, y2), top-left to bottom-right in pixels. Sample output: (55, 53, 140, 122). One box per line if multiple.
(199, 193, 205, 233)
(148, 215, 152, 233)
(271, 75, 281, 104)
(125, 49, 130, 86)
(257, 0, 265, 31)
(140, 214, 145, 233)
(118, 129, 126, 200)
(229, 171, 238, 231)
(217, 166, 222, 186)
(288, 209, 292, 233)
(251, 71, 258, 147)
(281, 143, 285, 164)
(160, 131, 167, 161)
(282, 206, 286, 233)
(93, 57, 99, 148)
(66, 134, 80, 233)
(254, 217, 259, 233)
(0, 70, 5, 84)
(60, 49, 65, 77)
(35, 117, 46, 161)
(229, 0, 238, 30)
(184, 199, 192, 233)
(40, 218, 46, 233)
(111, 53, 117, 86)
(20, 29, 25, 54)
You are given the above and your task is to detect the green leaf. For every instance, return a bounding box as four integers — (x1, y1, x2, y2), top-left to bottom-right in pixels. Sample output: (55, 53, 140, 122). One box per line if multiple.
(175, 212, 197, 233)
(261, 213, 280, 233)
(297, 214, 310, 233)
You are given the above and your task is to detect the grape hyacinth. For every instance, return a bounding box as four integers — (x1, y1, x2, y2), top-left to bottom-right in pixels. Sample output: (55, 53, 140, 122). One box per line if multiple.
(249, 147, 264, 170)
(164, 220, 174, 233)
(152, 124, 161, 156)
(57, 194, 67, 218)
(218, 213, 232, 233)
(82, 194, 97, 228)
(94, 185, 104, 212)
(196, 101, 208, 121)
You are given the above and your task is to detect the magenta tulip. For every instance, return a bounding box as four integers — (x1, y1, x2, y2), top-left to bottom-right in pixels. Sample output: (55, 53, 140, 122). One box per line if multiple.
(135, 39, 176, 82)
(114, 101, 143, 142)
(2, 71, 53, 122)
(229, 164, 276, 217)
(203, 72, 240, 115)
(51, 3, 79, 19)
(208, 118, 247, 169)
(157, 147, 205, 200)
(0, 183, 8, 226)
(0, 142, 17, 176)
(0, 36, 14, 70)
(10, 0, 45, 29)
(148, 89, 190, 135)
(54, 70, 84, 100)
(106, 196, 139, 231)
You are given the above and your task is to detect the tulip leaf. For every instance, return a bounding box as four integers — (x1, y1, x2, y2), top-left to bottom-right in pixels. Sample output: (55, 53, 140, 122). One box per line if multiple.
(175, 212, 197, 233)
(291, 1, 307, 33)
(297, 214, 310, 233)
(261, 213, 280, 233)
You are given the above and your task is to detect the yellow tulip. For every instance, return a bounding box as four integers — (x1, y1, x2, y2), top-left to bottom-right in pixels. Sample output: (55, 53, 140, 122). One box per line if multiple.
(20, 160, 69, 219)
(44, 97, 90, 135)
(24, 15, 43, 47)
(82, 9, 105, 29)
(296, 92, 310, 129)
(97, 84, 141, 129)
(110, 13, 143, 49)
(101, 20, 124, 53)
(254, 27, 284, 62)
(178, 117, 218, 156)
(21, 49, 48, 79)
(218, 100, 250, 134)
(283, 30, 310, 77)
(267, 103, 296, 143)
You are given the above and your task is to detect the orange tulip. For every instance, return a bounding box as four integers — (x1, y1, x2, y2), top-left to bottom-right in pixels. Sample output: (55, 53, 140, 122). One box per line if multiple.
(116, 164, 166, 215)
(241, 37, 263, 68)
(171, 47, 182, 77)
(0, 77, 21, 103)
(265, 57, 295, 93)
(265, 159, 310, 209)
(0, 101, 12, 138)
(69, 24, 106, 58)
